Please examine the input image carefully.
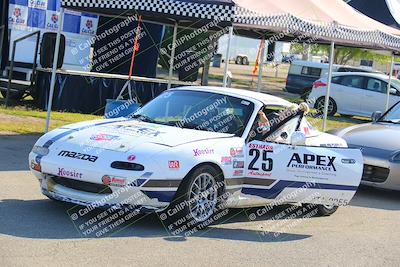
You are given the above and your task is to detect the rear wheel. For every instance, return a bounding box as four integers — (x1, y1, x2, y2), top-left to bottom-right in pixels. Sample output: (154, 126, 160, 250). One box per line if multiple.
(315, 96, 337, 116)
(162, 165, 225, 234)
(235, 56, 243, 65)
(316, 205, 338, 216)
(242, 56, 249, 65)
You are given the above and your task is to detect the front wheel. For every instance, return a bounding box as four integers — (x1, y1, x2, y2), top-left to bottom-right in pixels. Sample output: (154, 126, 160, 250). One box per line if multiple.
(163, 165, 225, 234)
(315, 96, 337, 116)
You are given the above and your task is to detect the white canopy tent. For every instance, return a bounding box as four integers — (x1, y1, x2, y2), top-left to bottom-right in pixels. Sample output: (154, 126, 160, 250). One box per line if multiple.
(225, 0, 400, 130)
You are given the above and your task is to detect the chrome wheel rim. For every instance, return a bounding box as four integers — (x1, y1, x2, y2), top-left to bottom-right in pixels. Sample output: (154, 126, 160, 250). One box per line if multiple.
(189, 173, 218, 222)
(317, 99, 334, 114)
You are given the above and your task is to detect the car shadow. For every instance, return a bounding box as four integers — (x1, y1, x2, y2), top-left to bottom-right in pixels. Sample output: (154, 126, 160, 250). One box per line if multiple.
(350, 185, 400, 211)
(0, 198, 311, 243)
(0, 134, 39, 171)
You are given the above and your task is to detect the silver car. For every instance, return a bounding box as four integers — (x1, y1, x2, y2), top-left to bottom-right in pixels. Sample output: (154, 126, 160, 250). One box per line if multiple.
(331, 101, 400, 191)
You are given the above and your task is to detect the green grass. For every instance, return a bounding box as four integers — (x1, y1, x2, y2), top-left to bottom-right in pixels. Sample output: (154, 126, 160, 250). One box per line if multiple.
(0, 106, 101, 134)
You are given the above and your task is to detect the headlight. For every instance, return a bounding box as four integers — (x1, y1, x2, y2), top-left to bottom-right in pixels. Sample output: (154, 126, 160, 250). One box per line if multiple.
(31, 146, 49, 156)
(390, 151, 400, 162)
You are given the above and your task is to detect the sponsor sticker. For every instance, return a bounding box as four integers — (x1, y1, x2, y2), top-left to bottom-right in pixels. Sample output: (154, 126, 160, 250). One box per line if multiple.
(248, 170, 272, 177)
(102, 175, 126, 187)
(233, 160, 245, 169)
(168, 161, 180, 169)
(90, 134, 120, 141)
(127, 155, 136, 161)
(287, 153, 337, 172)
(30, 160, 41, 172)
(106, 124, 165, 137)
(193, 148, 214, 157)
(58, 151, 98, 162)
(249, 143, 274, 152)
(233, 170, 244, 176)
(341, 158, 356, 164)
(230, 147, 244, 158)
(58, 168, 83, 179)
(221, 157, 232, 165)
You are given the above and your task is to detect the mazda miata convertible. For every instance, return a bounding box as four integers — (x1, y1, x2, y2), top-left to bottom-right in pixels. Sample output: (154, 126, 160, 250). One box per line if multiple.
(29, 86, 363, 226)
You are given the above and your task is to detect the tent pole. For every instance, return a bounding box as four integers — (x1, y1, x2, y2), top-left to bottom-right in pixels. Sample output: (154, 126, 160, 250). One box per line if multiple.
(45, 7, 64, 133)
(386, 54, 395, 111)
(167, 22, 178, 89)
(257, 39, 266, 93)
(322, 41, 335, 132)
(223, 27, 233, 87)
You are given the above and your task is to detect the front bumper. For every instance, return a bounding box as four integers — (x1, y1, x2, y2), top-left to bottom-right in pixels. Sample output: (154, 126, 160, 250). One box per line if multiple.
(361, 155, 400, 191)
(29, 152, 178, 211)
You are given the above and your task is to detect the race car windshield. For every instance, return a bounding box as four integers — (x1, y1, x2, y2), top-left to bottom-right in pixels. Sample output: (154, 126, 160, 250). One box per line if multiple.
(380, 102, 400, 123)
(132, 90, 255, 136)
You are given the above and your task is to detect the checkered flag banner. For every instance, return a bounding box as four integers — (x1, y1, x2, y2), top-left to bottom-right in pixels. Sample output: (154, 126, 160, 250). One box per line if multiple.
(61, 0, 234, 23)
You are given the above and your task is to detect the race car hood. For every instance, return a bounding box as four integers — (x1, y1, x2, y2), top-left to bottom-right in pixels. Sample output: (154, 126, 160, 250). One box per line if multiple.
(55, 119, 234, 151)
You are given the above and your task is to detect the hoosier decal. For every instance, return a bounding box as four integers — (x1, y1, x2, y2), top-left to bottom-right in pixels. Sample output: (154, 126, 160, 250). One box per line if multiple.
(193, 148, 214, 157)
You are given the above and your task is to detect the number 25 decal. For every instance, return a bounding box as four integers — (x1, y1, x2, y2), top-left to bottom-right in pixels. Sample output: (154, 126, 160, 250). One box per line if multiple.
(248, 149, 273, 171)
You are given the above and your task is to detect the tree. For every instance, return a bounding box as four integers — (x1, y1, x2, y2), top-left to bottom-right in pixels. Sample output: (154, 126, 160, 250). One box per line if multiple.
(290, 43, 392, 65)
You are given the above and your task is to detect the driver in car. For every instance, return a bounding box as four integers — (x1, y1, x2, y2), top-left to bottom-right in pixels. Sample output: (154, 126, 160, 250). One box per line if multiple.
(257, 102, 310, 135)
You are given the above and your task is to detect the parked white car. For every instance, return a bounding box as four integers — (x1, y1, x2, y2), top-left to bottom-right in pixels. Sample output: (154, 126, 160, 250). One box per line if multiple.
(308, 72, 400, 117)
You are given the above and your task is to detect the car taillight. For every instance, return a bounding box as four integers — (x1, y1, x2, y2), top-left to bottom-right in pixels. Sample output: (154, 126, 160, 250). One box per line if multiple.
(312, 81, 327, 89)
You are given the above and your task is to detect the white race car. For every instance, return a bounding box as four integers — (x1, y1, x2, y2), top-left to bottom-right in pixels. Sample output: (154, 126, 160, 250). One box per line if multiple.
(29, 86, 363, 227)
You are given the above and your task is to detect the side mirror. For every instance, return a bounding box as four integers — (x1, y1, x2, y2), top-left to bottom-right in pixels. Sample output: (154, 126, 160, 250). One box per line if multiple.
(371, 111, 382, 123)
(290, 131, 306, 146)
(390, 88, 397, 95)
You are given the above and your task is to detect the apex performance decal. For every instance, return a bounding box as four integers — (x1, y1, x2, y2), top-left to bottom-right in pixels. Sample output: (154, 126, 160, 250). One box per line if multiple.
(287, 153, 336, 171)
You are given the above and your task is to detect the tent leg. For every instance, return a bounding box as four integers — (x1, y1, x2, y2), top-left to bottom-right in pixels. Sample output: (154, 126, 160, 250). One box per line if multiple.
(386, 54, 395, 111)
(322, 41, 335, 132)
(223, 27, 233, 87)
(257, 39, 266, 93)
(167, 22, 178, 89)
(45, 7, 64, 133)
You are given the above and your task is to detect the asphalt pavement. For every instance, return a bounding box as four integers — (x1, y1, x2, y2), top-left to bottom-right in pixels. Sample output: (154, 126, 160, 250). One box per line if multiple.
(0, 135, 399, 266)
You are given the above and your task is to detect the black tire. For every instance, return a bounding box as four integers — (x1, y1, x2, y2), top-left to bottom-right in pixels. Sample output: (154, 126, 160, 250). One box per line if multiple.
(161, 165, 225, 234)
(0, 90, 24, 101)
(316, 205, 338, 216)
(235, 56, 243, 65)
(315, 96, 337, 116)
(242, 57, 249, 65)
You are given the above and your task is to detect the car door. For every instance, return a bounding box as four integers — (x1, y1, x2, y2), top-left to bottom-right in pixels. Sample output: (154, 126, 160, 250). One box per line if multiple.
(244, 114, 363, 206)
(362, 77, 388, 116)
(334, 75, 364, 115)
